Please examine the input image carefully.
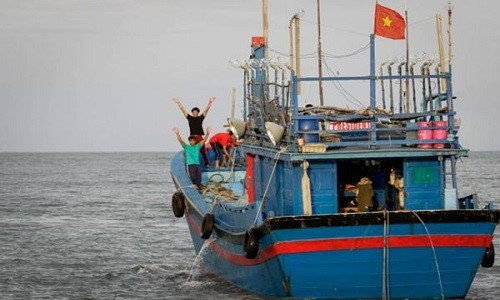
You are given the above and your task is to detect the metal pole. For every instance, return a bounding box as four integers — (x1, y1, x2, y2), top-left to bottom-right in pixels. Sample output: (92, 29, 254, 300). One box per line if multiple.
(243, 70, 248, 122)
(388, 62, 395, 112)
(398, 62, 404, 113)
(231, 87, 236, 118)
(369, 34, 377, 147)
(447, 1, 453, 68)
(426, 63, 433, 113)
(316, 0, 324, 106)
(295, 16, 301, 95)
(436, 14, 447, 91)
(289, 17, 294, 71)
(410, 61, 417, 113)
(404, 0, 410, 113)
(263, 0, 269, 59)
(291, 72, 299, 151)
(447, 2, 455, 148)
(380, 63, 387, 109)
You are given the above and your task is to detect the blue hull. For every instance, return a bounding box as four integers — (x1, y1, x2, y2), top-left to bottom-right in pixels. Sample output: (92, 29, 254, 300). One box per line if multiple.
(171, 152, 498, 299)
(184, 209, 494, 299)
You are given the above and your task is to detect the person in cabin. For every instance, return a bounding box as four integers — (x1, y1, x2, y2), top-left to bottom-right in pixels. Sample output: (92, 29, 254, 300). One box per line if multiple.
(172, 127, 211, 187)
(172, 97, 216, 167)
(209, 131, 237, 168)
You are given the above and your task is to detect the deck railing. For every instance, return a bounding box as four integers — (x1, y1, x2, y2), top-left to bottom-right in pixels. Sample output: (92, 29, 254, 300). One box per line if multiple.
(238, 34, 459, 151)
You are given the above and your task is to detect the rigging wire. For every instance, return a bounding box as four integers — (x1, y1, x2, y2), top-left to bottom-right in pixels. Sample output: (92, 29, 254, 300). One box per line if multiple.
(269, 41, 370, 60)
(269, 47, 318, 58)
(323, 57, 365, 108)
(301, 18, 370, 37)
(322, 42, 370, 59)
(409, 16, 435, 26)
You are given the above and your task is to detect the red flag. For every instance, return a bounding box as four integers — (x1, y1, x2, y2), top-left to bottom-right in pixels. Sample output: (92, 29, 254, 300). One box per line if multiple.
(374, 4, 405, 40)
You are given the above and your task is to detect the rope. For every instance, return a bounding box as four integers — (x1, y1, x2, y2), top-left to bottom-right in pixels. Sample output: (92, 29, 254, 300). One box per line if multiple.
(201, 181, 241, 202)
(252, 150, 283, 226)
(227, 147, 238, 182)
(386, 211, 391, 299)
(382, 209, 390, 299)
(410, 211, 445, 300)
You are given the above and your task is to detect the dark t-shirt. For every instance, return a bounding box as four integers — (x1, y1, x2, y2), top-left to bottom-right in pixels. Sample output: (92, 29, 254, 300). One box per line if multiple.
(187, 114, 205, 135)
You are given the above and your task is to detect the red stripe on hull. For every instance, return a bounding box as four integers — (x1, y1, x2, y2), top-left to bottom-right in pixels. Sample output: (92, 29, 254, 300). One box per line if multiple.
(185, 212, 492, 266)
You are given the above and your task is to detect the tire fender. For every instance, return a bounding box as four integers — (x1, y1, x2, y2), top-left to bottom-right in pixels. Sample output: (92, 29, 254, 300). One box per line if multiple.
(171, 192, 185, 218)
(243, 226, 260, 259)
(481, 242, 495, 268)
(201, 213, 215, 239)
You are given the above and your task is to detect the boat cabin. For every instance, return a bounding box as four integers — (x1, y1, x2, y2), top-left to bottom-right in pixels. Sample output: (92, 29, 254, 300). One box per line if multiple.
(223, 35, 470, 219)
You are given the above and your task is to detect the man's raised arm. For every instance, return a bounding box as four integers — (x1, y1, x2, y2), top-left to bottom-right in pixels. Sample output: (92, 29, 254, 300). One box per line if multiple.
(172, 127, 185, 146)
(172, 98, 189, 118)
(202, 96, 216, 117)
(200, 127, 212, 144)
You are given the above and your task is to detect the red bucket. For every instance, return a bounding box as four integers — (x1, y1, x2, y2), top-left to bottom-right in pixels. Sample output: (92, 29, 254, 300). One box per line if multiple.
(433, 121, 447, 149)
(417, 121, 433, 149)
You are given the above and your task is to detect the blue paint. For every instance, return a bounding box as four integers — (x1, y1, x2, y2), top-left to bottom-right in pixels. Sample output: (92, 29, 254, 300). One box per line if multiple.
(404, 159, 443, 210)
(298, 119, 320, 143)
(179, 203, 495, 299)
(308, 161, 338, 214)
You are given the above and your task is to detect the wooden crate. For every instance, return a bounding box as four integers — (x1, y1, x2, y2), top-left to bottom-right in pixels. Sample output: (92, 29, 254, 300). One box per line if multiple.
(300, 143, 327, 153)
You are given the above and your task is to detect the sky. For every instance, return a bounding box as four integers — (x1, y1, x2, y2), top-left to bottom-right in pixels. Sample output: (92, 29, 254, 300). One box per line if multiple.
(0, 0, 499, 152)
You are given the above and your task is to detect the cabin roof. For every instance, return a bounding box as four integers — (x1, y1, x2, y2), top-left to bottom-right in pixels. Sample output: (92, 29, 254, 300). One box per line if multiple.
(240, 144, 468, 162)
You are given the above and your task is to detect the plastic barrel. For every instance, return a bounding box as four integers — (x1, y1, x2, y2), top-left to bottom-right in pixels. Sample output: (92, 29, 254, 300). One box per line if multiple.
(299, 119, 319, 143)
(433, 120, 447, 149)
(417, 121, 433, 149)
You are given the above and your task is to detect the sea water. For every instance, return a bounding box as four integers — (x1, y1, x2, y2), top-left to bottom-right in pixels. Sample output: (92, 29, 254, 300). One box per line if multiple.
(0, 152, 498, 299)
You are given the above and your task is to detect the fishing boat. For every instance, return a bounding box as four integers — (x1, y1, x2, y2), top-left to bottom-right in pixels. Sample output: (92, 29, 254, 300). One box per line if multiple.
(170, 3, 499, 299)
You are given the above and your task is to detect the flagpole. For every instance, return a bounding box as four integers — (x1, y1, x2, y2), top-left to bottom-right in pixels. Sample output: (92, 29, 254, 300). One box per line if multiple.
(404, 0, 410, 113)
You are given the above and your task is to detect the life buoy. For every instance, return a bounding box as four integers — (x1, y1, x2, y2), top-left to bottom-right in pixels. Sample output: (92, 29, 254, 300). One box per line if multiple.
(201, 213, 215, 239)
(243, 226, 260, 259)
(171, 192, 185, 218)
(481, 243, 495, 268)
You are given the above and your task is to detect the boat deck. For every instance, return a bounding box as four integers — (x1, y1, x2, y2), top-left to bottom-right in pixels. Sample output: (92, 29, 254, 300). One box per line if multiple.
(200, 169, 249, 208)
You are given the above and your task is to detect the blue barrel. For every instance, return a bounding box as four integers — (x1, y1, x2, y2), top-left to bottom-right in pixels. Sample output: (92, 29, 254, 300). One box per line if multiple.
(298, 119, 319, 143)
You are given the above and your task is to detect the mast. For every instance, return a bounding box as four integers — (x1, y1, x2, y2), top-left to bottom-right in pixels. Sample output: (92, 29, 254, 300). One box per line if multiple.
(404, 0, 410, 113)
(295, 16, 301, 95)
(289, 17, 295, 71)
(447, 1, 453, 68)
(316, 0, 325, 106)
(436, 14, 447, 91)
(263, 0, 269, 59)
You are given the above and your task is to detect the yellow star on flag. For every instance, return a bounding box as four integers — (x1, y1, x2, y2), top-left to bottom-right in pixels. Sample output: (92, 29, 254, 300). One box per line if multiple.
(382, 16, 392, 27)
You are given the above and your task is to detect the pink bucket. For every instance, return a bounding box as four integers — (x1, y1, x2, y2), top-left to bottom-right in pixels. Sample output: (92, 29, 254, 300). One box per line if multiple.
(417, 121, 433, 149)
(433, 120, 447, 149)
